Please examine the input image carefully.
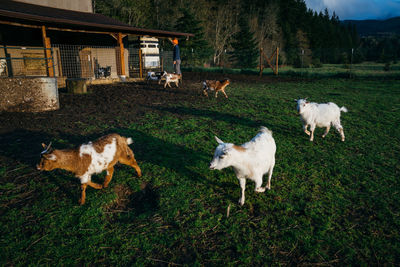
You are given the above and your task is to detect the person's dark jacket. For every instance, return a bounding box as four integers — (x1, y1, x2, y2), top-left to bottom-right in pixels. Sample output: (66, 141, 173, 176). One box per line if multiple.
(173, 45, 180, 61)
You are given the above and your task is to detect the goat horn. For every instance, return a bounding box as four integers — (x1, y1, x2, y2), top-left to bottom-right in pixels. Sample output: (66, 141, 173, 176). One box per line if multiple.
(41, 142, 52, 154)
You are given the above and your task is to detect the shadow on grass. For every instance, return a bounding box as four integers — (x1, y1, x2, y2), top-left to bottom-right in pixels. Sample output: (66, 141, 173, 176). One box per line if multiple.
(117, 127, 236, 187)
(147, 105, 300, 139)
(105, 182, 160, 221)
(134, 81, 202, 96)
(0, 128, 239, 209)
(147, 106, 260, 128)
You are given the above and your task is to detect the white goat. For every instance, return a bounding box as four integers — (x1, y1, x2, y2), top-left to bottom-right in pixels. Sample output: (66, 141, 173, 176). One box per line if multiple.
(0, 59, 7, 76)
(162, 71, 181, 88)
(296, 98, 348, 141)
(209, 127, 276, 206)
(146, 71, 163, 82)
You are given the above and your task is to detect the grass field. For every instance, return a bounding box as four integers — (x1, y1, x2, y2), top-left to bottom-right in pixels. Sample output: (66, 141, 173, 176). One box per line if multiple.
(184, 61, 400, 79)
(1, 76, 400, 265)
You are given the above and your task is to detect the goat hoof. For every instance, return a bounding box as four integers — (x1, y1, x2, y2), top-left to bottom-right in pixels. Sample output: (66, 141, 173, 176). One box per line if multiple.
(255, 187, 265, 193)
(79, 199, 85, 205)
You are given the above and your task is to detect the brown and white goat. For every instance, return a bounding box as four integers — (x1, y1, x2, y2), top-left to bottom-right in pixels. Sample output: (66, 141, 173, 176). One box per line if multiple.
(162, 71, 181, 88)
(37, 134, 142, 205)
(202, 79, 230, 98)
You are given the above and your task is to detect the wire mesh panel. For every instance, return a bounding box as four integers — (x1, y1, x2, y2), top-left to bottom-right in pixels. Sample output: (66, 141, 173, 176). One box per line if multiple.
(0, 46, 54, 77)
(128, 46, 141, 78)
(0, 44, 169, 80)
(52, 44, 120, 79)
(161, 50, 174, 73)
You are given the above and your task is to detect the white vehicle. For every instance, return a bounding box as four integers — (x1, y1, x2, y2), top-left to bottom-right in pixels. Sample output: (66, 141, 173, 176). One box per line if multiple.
(139, 36, 160, 69)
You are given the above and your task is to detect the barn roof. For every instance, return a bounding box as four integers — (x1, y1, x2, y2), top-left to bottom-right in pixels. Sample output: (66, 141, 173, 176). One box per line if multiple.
(0, 1, 193, 38)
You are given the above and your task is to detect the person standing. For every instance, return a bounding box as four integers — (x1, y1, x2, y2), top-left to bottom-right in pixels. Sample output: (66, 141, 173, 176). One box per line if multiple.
(169, 38, 181, 75)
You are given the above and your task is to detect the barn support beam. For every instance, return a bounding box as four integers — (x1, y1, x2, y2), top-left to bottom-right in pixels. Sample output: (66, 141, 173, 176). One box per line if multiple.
(139, 49, 143, 78)
(117, 32, 125, 77)
(41, 25, 54, 77)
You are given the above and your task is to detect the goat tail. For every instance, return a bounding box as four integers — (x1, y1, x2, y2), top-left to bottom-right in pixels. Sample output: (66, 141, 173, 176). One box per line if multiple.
(340, 106, 348, 113)
(126, 137, 133, 145)
(259, 126, 273, 136)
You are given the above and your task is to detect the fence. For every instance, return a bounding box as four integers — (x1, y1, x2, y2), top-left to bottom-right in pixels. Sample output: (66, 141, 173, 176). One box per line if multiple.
(178, 46, 400, 79)
(0, 46, 55, 77)
(52, 44, 125, 79)
(2, 45, 398, 81)
(0, 44, 173, 81)
(161, 50, 174, 73)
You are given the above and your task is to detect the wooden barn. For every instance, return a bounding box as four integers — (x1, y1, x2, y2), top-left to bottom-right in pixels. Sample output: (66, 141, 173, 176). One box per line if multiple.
(0, 0, 192, 111)
(0, 0, 192, 82)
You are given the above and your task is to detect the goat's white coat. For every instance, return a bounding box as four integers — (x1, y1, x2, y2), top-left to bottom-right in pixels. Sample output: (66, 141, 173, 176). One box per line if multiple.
(296, 99, 347, 141)
(162, 71, 180, 88)
(209, 127, 276, 205)
(146, 71, 159, 81)
(78, 138, 117, 183)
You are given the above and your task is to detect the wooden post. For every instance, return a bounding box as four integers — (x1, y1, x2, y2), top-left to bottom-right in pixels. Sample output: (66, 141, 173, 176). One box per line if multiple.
(260, 47, 279, 76)
(117, 32, 125, 76)
(41, 26, 54, 77)
(263, 50, 275, 72)
(3, 46, 12, 77)
(139, 49, 143, 78)
(161, 54, 163, 72)
(275, 47, 279, 75)
(259, 47, 263, 77)
(56, 49, 63, 77)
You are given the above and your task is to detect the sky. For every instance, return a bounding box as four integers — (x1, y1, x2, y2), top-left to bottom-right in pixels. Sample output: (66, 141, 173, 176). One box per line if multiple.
(304, 0, 400, 20)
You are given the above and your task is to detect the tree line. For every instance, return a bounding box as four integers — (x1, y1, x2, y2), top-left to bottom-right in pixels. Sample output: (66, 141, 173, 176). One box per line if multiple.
(94, 0, 396, 68)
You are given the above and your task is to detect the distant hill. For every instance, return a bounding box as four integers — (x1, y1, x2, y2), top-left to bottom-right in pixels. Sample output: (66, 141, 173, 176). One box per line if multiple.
(343, 17, 400, 37)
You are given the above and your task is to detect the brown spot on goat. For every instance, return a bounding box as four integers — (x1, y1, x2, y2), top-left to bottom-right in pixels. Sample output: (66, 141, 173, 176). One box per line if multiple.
(233, 145, 246, 152)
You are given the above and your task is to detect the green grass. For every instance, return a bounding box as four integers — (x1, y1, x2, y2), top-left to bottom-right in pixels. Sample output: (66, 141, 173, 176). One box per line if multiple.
(183, 62, 400, 78)
(1, 78, 400, 265)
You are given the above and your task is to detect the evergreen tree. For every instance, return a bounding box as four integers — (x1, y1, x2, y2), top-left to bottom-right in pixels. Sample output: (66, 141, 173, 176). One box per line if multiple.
(175, 8, 213, 66)
(295, 30, 312, 67)
(93, 0, 366, 67)
(230, 17, 259, 68)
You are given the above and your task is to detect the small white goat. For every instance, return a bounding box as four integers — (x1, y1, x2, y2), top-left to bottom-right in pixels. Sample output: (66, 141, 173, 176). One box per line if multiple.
(296, 98, 348, 141)
(209, 127, 276, 206)
(146, 71, 163, 82)
(162, 71, 181, 88)
(0, 59, 7, 76)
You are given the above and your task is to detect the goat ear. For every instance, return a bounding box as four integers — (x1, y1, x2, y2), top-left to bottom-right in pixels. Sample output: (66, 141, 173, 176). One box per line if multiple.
(47, 154, 57, 161)
(215, 136, 224, 144)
